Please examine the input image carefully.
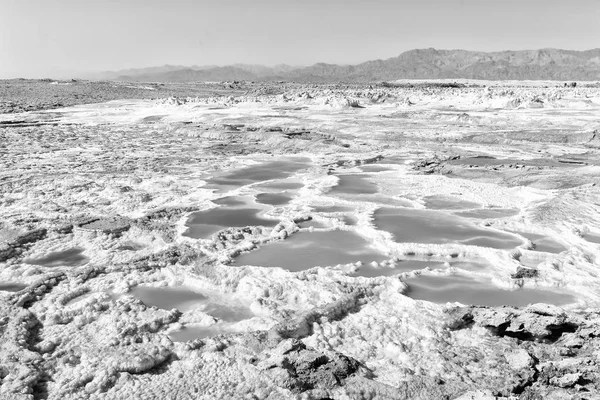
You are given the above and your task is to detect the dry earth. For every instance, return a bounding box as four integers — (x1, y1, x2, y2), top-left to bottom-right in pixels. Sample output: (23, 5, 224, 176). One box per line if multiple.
(1, 80, 600, 399)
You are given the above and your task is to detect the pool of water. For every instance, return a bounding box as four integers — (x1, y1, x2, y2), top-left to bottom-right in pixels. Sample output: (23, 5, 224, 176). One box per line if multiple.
(0, 282, 27, 292)
(184, 224, 224, 240)
(233, 230, 388, 271)
(131, 285, 207, 312)
(353, 259, 490, 277)
(455, 208, 519, 219)
(254, 179, 304, 190)
(184, 207, 279, 239)
(405, 274, 576, 306)
(519, 256, 545, 268)
(584, 233, 600, 245)
(205, 157, 311, 188)
(359, 165, 394, 172)
(373, 207, 523, 249)
(25, 248, 88, 267)
(169, 324, 234, 342)
(531, 238, 567, 253)
(255, 193, 293, 206)
(354, 259, 446, 277)
(513, 232, 567, 254)
(298, 219, 327, 229)
(201, 302, 253, 322)
(130, 285, 252, 321)
(212, 196, 247, 206)
(313, 205, 354, 213)
(328, 175, 379, 195)
(423, 195, 481, 210)
(341, 215, 358, 226)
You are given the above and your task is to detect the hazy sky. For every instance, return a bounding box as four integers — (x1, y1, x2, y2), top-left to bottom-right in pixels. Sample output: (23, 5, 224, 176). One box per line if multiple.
(1, 0, 599, 78)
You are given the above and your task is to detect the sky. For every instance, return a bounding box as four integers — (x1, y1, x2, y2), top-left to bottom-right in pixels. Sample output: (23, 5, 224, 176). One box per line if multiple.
(1, 0, 599, 78)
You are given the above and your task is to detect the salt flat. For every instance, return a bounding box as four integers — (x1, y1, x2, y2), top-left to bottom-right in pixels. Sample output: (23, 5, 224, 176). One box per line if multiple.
(1, 81, 600, 399)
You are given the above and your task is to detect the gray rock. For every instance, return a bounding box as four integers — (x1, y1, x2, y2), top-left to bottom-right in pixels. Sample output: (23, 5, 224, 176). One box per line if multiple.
(257, 338, 360, 392)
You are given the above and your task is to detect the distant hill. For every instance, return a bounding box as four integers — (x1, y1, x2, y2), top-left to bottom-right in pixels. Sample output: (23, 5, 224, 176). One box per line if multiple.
(89, 65, 205, 81)
(98, 48, 600, 82)
(117, 66, 256, 82)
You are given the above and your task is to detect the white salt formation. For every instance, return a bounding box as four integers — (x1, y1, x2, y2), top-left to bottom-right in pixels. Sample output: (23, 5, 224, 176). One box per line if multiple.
(1, 81, 600, 399)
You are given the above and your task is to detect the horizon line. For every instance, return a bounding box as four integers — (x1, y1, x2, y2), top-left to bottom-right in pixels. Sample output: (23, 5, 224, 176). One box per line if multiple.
(104, 47, 600, 72)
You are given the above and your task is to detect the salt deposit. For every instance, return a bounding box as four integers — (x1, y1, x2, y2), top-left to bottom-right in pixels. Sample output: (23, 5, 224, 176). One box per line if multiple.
(2, 81, 600, 398)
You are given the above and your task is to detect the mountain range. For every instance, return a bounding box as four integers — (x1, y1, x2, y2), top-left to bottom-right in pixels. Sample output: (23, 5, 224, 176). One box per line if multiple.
(95, 48, 600, 83)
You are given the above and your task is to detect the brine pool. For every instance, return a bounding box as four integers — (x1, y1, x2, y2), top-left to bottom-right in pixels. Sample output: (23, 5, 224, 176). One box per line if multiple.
(175, 155, 585, 335)
(405, 274, 576, 307)
(24, 248, 88, 268)
(233, 230, 388, 271)
(373, 207, 523, 249)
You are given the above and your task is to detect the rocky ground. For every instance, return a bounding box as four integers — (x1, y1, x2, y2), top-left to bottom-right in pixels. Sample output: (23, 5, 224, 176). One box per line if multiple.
(1, 80, 600, 399)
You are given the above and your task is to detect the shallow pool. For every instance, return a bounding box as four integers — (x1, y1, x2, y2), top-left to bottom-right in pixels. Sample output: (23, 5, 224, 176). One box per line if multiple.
(513, 232, 567, 254)
(233, 230, 388, 271)
(205, 157, 311, 188)
(212, 196, 247, 207)
(298, 219, 328, 229)
(0, 282, 27, 292)
(254, 179, 304, 190)
(359, 165, 394, 173)
(255, 193, 293, 206)
(328, 175, 379, 195)
(405, 274, 575, 306)
(423, 195, 481, 210)
(455, 208, 519, 219)
(184, 207, 278, 239)
(131, 285, 207, 312)
(353, 259, 490, 277)
(25, 248, 88, 267)
(583, 233, 600, 245)
(169, 324, 234, 342)
(313, 205, 354, 213)
(341, 215, 358, 226)
(130, 285, 253, 321)
(373, 207, 523, 249)
(354, 259, 446, 277)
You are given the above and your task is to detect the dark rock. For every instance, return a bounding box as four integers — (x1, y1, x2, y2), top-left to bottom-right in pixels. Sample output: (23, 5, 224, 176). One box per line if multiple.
(0, 243, 16, 262)
(444, 307, 474, 330)
(453, 304, 579, 343)
(257, 339, 360, 392)
(511, 267, 539, 279)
